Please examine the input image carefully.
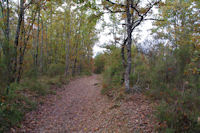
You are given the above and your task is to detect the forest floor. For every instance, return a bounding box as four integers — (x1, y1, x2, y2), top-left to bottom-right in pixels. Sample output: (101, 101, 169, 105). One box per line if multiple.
(13, 75, 157, 133)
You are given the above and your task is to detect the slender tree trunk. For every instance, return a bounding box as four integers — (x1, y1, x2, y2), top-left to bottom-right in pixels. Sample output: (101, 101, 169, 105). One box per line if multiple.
(13, 0, 24, 82)
(35, 6, 40, 68)
(50, 2, 53, 64)
(72, 57, 77, 76)
(79, 38, 84, 74)
(5, 0, 11, 77)
(87, 47, 91, 67)
(5, 0, 10, 43)
(64, 8, 71, 76)
(72, 40, 79, 76)
(40, 18, 44, 72)
(32, 30, 35, 63)
(45, 22, 49, 67)
(72, 14, 82, 76)
(17, 10, 37, 82)
(121, 25, 127, 84)
(4, 0, 11, 94)
(121, 39, 127, 84)
(124, 0, 132, 93)
(17, 14, 25, 83)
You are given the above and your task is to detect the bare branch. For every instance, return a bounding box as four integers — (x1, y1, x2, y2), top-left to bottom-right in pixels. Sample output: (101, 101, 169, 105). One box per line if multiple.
(105, 0, 125, 7)
(131, 0, 161, 29)
(131, 6, 142, 17)
(143, 18, 164, 21)
(105, 6, 125, 13)
(22, 10, 37, 56)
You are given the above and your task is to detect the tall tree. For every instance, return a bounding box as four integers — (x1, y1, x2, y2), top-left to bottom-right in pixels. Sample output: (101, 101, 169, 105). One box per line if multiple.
(104, 0, 162, 92)
(64, 2, 71, 76)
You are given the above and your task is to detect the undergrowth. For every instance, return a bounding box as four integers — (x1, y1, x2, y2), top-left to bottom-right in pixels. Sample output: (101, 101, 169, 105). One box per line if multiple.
(96, 45, 200, 132)
(0, 73, 69, 132)
(147, 88, 200, 133)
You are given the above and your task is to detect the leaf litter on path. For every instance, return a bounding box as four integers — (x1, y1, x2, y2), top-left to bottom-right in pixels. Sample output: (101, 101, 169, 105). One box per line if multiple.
(14, 75, 156, 133)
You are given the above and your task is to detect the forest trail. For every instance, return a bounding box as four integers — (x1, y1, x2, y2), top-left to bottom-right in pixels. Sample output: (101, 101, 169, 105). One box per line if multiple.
(15, 75, 156, 133)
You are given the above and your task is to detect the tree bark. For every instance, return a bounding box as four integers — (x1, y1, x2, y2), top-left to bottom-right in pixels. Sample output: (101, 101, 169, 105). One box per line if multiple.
(121, 39, 127, 84)
(64, 7, 71, 76)
(72, 39, 79, 76)
(35, 6, 40, 68)
(40, 18, 44, 72)
(72, 16, 82, 76)
(49, 2, 53, 64)
(5, 0, 10, 42)
(13, 0, 24, 82)
(124, 0, 132, 93)
(17, 17, 25, 83)
(17, 10, 37, 82)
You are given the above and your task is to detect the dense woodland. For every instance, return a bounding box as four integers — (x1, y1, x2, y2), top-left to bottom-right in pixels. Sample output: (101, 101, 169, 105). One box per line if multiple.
(0, 0, 200, 132)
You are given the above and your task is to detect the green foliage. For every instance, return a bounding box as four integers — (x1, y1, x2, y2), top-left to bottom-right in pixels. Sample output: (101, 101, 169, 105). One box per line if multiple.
(0, 83, 36, 132)
(23, 68, 38, 79)
(94, 53, 105, 74)
(0, 63, 7, 89)
(45, 75, 68, 88)
(47, 63, 66, 77)
(81, 70, 92, 76)
(130, 52, 150, 89)
(155, 90, 200, 132)
(99, 31, 200, 132)
(145, 45, 200, 132)
(0, 70, 70, 131)
(0, 102, 23, 132)
(0, 0, 100, 132)
(21, 79, 49, 96)
(102, 46, 124, 89)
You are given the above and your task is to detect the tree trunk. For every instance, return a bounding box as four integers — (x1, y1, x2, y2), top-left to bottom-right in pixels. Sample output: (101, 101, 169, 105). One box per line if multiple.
(121, 39, 127, 84)
(72, 58, 77, 76)
(64, 7, 71, 76)
(45, 21, 49, 67)
(79, 38, 84, 74)
(72, 41, 78, 76)
(49, 2, 53, 64)
(13, 0, 24, 82)
(17, 14, 25, 83)
(5, 0, 10, 43)
(124, 0, 132, 93)
(35, 6, 40, 68)
(72, 15, 82, 76)
(17, 10, 37, 82)
(40, 18, 44, 72)
(4, 0, 11, 94)
(5, 0, 12, 81)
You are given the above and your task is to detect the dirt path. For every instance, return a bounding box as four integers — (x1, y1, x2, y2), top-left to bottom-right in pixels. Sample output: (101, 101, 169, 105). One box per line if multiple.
(15, 75, 156, 133)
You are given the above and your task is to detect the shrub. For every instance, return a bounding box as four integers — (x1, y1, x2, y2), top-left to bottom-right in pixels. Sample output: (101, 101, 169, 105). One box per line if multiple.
(20, 78, 49, 96)
(101, 83, 113, 95)
(81, 70, 92, 76)
(94, 53, 105, 74)
(0, 83, 36, 132)
(0, 102, 23, 132)
(0, 63, 8, 89)
(23, 68, 38, 79)
(47, 63, 65, 77)
(153, 89, 200, 132)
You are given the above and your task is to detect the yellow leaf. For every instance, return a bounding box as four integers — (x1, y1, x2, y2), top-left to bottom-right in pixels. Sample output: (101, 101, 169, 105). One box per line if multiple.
(121, 13, 126, 19)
